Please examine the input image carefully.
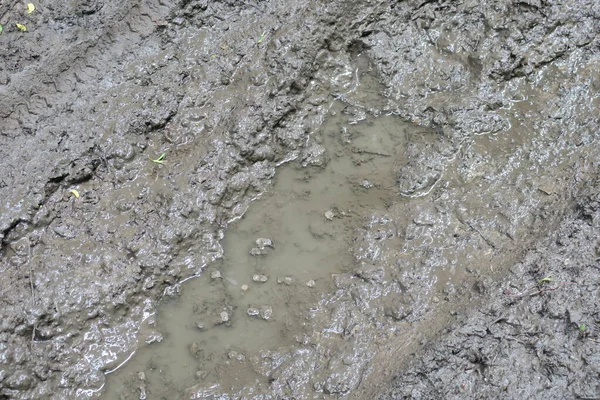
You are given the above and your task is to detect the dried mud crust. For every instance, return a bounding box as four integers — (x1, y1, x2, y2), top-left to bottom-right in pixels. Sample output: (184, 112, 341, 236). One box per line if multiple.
(1, 0, 600, 399)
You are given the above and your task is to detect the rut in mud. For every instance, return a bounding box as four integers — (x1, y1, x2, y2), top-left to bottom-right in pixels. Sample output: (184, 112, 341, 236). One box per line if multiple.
(1, 0, 600, 399)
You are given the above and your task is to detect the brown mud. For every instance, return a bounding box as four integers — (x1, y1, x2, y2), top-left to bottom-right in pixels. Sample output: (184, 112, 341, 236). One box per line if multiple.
(1, 0, 599, 399)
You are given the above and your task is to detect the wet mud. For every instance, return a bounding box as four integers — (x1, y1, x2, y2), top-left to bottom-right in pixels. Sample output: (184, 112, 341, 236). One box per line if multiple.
(1, 0, 600, 399)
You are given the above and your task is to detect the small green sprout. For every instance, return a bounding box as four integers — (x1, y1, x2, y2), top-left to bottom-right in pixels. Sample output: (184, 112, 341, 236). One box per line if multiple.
(0, 24, 3, 34)
(257, 31, 267, 44)
(579, 324, 587, 332)
(538, 276, 553, 284)
(150, 152, 166, 164)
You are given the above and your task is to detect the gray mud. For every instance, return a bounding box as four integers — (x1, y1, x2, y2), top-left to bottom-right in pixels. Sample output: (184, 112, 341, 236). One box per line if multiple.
(1, 0, 600, 399)
(101, 100, 407, 399)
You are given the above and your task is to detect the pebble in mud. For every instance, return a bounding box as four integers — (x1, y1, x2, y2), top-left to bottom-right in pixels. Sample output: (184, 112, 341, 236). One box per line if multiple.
(249, 247, 268, 256)
(250, 237, 274, 256)
(227, 350, 245, 361)
(139, 385, 147, 400)
(324, 209, 336, 220)
(306, 280, 316, 288)
(255, 237, 274, 249)
(247, 306, 273, 320)
(241, 284, 249, 291)
(252, 274, 268, 283)
(210, 270, 222, 279)
(260, 306, 273, 320)
(190, 342, 202, 357)
(361, 179, 374, 189)
(218, 311, 230, 324)
(277, 276, 293, 285)
(144, 331, 163, 345)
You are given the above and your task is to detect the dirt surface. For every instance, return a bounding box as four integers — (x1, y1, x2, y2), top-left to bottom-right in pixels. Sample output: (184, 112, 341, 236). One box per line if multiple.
(1, 0, 600, 399)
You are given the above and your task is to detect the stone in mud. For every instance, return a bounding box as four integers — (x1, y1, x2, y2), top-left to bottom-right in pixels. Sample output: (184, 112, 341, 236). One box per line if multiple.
(247, 307, 260, 317)
(306, 280, 316, 288)
(210, 270, 222, 279)
(253, 274, 268, 283)
(277, 276, 293, 285)
(190, 342, 201, 357)
(324, 210, 336, 220)
(247, 306, 273, 320)
(249, 247, 269, 256)
(164, 284, 181, 297)
(139, 385, 147, 400)
(240, 284, 249, 291)
(227, 350, 245, 361)
(217, 311, 230, 325)
(144, 331, 164, 345)
(255, 237, 274, 249)
(360, 179, 373, 189)
(259, 306, 273, 320)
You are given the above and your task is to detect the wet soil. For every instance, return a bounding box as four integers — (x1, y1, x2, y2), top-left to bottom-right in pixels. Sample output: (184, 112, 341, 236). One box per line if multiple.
(1, 0, 600, 399)
(101, 100, 406, 399)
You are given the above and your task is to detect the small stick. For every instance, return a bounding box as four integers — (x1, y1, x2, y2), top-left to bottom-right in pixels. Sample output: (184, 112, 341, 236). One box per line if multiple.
(353, 149, 392, 157)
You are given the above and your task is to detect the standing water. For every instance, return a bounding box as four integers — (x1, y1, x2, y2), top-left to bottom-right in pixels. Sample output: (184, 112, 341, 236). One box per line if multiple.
(101, 100, 411, 398)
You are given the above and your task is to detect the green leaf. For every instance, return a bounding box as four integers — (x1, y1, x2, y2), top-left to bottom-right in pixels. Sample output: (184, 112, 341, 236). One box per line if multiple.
(0, 25, 3, 34)
(16, 23, 27, 32)
(27, 3, 35, 13)
(257, 31, 266, 44)
(150, 152, 166, 164)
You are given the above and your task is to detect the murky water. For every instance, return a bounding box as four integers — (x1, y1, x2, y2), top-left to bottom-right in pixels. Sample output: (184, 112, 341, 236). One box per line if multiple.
(101, 100, 410, 398)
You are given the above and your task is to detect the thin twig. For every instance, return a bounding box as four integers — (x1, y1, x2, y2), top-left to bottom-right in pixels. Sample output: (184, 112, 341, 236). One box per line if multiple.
(352, 149, 392, 157)
(511, 282, 573, 298)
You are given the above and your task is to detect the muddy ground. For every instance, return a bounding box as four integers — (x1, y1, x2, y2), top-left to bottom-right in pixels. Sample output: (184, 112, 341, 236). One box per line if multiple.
(1, 0, 600, 399)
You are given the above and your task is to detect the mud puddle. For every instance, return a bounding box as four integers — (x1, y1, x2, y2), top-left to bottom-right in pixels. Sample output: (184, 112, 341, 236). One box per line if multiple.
(101, 100, 411, 398)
